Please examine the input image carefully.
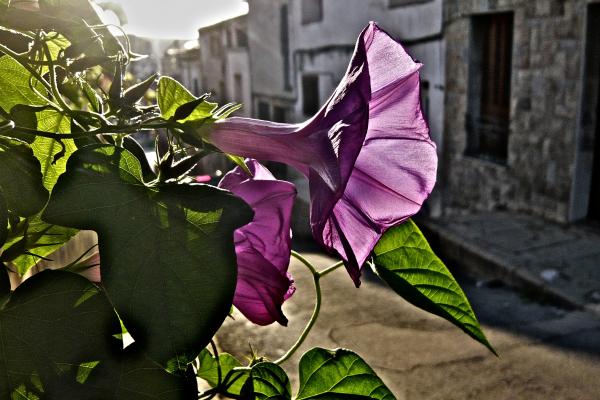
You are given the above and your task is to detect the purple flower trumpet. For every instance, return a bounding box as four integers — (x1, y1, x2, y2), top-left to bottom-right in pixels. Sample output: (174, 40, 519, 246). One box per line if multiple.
(219, 159, 297, 326)
(207, 23, 437, 286)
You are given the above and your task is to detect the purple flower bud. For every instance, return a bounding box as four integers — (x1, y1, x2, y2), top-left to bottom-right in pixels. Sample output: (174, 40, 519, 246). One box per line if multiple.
(219, 159, 297, 326)
(208, 23, 437, 286)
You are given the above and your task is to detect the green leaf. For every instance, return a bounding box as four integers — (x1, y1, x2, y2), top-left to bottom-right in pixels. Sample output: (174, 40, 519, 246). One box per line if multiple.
(123, 73, 157, 104)
(0, 263, 9, 301)
(0, 137, 48, 217)
(157, 77, 217, 121)
(0, 270, 119, 398)
(8, 215, 78, 276)
(42, 145, 253, 368)
(0, 270, 194, 398)
(241, 362, 291, 400)
(197, 349, 247, 395)
(296, 348, 394, 400)
(373, 220, 496, 355)
(31, 109, 76, 190)
(0, 192, 7, 247)
(0, 56, 46, 113)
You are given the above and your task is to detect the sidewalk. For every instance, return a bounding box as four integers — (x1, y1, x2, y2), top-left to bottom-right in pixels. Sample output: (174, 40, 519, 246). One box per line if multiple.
(418, 211, 600, 316)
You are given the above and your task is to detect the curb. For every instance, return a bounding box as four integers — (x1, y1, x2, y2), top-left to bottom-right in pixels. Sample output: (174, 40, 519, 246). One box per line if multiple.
(418, 218, 599, 316)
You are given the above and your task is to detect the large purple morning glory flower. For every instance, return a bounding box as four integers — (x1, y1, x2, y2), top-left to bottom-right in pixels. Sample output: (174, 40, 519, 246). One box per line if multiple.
(206, 22, 437, 286)
(219, 159, 297, 326)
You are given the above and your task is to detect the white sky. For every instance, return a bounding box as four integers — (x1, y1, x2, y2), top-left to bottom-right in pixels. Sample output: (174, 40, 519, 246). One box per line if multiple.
(100, 0, 249, 39)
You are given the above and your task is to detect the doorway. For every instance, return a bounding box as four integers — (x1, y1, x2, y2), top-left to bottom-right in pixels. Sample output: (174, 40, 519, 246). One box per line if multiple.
(589, 91, 600, 220)
(587, 4, 600, 221)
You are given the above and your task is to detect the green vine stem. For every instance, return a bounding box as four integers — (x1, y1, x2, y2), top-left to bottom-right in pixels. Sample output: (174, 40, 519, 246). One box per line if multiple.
(273, 250, 322, 365)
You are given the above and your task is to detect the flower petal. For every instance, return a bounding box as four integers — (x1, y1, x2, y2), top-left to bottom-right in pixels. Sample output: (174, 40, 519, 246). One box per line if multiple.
(219, 159, 297, 326)
(315, 24, 437, 285)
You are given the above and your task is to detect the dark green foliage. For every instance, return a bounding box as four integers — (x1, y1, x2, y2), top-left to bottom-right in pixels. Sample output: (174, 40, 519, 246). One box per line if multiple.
(43, 145, 253, 368)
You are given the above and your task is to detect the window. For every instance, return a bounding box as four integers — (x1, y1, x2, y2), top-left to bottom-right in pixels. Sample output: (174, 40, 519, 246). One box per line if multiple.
(301, 0, 323, 24)
(273, 106, 286, 123)
(210, 34, 222, 57)
(258, 101, 270, 120)
(236, 28, 248, 48)
(389, 0, 433, 8)
(280, 5, 291, 91)
(234, 74, 243, 103)
(466, 13, 514, 163)
(302, 75, 320, 116)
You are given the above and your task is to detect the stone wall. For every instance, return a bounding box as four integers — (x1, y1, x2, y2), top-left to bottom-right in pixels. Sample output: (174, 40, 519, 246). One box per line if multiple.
(442, 0, 597, 222)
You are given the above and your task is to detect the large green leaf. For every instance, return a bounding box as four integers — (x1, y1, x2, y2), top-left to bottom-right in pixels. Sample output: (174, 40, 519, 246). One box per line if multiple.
(0, 270, 194, 399)
(0, 137, 48, 217)
(0, 270, 119, 398)
(373, 220, 495, 354)
(197, 348, 247, 395)
(157, 76, 217, 121)
(296, 348, 394, 400)
(0, 56, 46, 113)
(43, 145, 253, 368)
(241, 362, 291, 400)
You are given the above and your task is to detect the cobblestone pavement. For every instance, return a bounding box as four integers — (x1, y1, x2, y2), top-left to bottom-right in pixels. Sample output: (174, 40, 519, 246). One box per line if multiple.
(215, 253, 600, 400)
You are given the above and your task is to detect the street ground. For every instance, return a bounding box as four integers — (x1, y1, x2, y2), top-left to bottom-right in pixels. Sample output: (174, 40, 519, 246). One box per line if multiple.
(215, 252, 600, 400)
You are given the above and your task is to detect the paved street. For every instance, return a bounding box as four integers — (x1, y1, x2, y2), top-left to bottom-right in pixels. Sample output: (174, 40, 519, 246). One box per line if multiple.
(216, 253, 600, 400)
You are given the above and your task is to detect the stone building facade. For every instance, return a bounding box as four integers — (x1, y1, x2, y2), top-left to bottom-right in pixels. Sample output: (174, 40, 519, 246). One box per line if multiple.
(441, 0, 600, 223)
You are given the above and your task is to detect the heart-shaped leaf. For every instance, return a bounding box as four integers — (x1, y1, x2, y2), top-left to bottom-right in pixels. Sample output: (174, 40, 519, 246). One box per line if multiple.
(0, 137, 48, 217)
(296, 348, 394, 400)
(241, 362, 291, 400)
(43, 144, 253, 368)
(373, 220, 495, 354)
(0, 270, 194, 399)
(0, 270, 120, 398)
(157, 76, 217, 122)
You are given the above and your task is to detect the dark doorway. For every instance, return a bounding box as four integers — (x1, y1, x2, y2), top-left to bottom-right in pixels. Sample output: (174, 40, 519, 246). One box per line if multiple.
(587, 4, 600, 221)
(589, 85, 600, 220)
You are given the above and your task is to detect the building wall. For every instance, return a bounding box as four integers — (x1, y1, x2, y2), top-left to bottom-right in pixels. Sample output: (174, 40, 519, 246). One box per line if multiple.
(198, 16, 250, 116)
(247, 0, 295, 121)
(442, 0, 598, 223)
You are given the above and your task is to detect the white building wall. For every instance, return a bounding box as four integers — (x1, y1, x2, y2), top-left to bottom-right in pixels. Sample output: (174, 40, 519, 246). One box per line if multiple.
(226, 50, 252, 117)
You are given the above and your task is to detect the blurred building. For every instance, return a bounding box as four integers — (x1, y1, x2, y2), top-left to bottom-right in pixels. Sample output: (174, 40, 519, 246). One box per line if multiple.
(198, 15, 252, 116)
(161, 40, 202, 96)
(196, 0, 600, 226)
(442, 0, 600, 223)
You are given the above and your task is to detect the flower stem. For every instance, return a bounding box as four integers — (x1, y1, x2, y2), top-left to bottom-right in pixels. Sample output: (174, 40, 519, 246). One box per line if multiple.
(318, 260, 344, 277)
(274, 250, 322, 365)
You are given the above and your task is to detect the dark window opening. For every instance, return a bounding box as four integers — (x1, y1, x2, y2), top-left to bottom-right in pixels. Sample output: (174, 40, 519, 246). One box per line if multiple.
(234, 74, 243, 103)
(236, 28, 248, 48)
(466, 12, 513, 163)
(273, 106, 286, 123)
(302, 75, 320, 116)
(389, 0, 433, 8)
(301, 0, 323, 24)
(210, 34, 222, 57)
(587, 4, 600, 220)
(281, 5, 292, 91)
(420, 79, 430, 120)
(258, 101, 270, 120)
